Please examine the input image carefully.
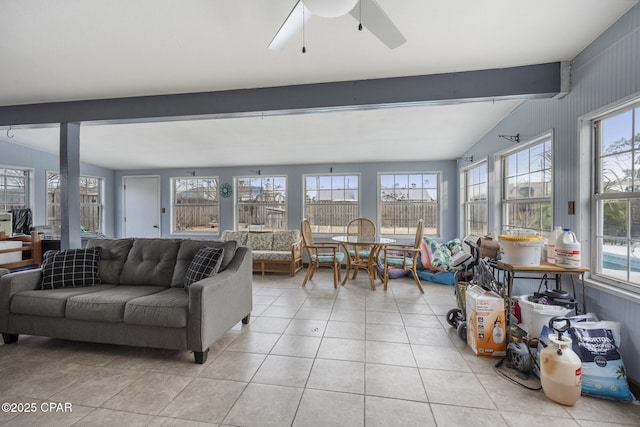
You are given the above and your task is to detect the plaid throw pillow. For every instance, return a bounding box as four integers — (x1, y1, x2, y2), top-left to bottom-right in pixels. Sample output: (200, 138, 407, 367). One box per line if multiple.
(184, 247, 225, 290)
(40, 247, 102, 290)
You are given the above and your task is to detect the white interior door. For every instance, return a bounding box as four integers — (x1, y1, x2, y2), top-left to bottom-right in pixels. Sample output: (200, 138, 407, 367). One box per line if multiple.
(123, 176, 161, 238)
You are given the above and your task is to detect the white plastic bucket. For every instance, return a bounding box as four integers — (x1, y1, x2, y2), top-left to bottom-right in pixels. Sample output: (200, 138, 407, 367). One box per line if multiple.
(517, 295, 574, 338)
(555, 228, 581, 268)
(0, 241, 22, 264)
(498, 235, 546, 266)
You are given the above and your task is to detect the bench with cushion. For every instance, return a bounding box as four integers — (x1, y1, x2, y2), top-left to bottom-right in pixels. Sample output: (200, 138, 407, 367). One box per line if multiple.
(222, 230, 303, 276)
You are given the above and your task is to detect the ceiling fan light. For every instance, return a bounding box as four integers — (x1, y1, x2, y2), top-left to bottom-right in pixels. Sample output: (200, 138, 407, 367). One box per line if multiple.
(304, 0, 359, 18)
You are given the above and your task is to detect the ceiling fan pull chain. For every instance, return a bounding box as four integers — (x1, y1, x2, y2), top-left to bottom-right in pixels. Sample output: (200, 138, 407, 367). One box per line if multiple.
(358, 0, 363, 31)
(302, 5, 307, 53)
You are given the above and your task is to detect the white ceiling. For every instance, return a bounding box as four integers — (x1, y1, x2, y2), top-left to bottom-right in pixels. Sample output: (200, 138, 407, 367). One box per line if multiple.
(0, 0, 636, 169)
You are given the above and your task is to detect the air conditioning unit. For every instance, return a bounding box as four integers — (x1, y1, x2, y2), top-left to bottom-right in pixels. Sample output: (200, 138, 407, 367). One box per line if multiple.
(0, 213, 12, 236)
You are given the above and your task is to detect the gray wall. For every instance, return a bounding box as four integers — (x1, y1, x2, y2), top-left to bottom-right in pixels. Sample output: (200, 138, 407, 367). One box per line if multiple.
(0, 138, 115, 236)
(460, 3, 640, 383)
(114, 159, 459, 243)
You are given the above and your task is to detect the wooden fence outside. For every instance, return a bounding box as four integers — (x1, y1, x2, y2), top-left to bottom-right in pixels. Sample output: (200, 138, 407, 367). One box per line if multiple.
(237, 204, 286, 230)
(174, 206, 219, 232)
(304, 201, 438, 234)
(47, 203, 102, 232)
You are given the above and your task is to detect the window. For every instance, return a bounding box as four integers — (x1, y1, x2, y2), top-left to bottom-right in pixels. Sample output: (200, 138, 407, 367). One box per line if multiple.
(593, 102, 640, 291)
(464, 162, 488, 236)
(501, 136, 552, 235)
(304, 174, 359, 233)
(236, 176, 287, 231)
(0, 167, 29, 211)
(379, 173, 439, 236)
(172, 177, 219, 233)
(47, 172, 103, 233)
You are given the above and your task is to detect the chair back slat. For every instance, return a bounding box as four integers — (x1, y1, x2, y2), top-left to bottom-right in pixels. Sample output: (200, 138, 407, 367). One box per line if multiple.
(347, 218, 376, 241)
(301, 219, 314, 254)
(413, 219, 424, 251)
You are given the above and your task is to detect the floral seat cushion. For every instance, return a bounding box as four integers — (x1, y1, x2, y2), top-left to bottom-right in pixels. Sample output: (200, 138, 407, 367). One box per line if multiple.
(420, 237, 464, 272)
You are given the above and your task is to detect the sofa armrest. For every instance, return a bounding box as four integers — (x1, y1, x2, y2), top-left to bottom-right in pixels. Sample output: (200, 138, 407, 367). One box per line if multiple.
(0, 269, 43, 331)
(186, 246, 253, 351)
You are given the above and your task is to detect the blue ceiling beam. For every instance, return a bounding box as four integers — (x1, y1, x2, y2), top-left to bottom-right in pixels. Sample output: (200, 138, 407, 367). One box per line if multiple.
(0, 62, 562, 126)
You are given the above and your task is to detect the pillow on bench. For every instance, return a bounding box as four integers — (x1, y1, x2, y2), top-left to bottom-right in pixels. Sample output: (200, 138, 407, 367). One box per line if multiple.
(272, 230, 299, 251)
(247, 233, 273, 250)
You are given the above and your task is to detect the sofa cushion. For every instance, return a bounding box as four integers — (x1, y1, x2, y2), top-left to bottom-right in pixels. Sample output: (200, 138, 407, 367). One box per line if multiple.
(120, 239, 179, 287)
(252, 250, 293, 262)
(222, 230, 248, 246)
(65, 286, 165, 323)
(10, 285, 117, 318)
(272, 230, 299, 251)
(86, 238, 134, 284)
(171, 240, 237, 287)
(40, 247, 102, 290)
(124, 288, 189, 328)
(247, 232, 273, 250)
(184, 247, 224, 289)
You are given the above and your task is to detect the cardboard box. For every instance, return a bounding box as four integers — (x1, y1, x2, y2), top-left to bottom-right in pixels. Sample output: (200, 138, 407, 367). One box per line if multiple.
(466, 285, 506, 357)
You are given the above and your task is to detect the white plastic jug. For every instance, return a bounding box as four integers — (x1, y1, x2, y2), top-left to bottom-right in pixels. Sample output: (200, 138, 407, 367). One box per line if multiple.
(540, 318, 582, 406)
(555, 228, 580, 268)
(546, 226, 564, 264)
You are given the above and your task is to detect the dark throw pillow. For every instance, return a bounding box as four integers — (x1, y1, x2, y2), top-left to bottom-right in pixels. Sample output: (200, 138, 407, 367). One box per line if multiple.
(40, 247, 102, 290)
(184, 247, 225, 290)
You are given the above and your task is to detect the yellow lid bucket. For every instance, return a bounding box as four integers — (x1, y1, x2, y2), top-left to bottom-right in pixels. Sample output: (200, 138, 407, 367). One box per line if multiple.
(498, 234, 546, 266)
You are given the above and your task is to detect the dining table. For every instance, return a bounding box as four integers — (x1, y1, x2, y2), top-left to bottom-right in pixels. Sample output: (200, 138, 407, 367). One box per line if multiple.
(332, 235, 395, 290)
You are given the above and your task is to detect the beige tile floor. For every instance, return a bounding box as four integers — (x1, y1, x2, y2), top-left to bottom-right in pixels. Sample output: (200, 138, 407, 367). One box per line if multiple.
(1, 270, 639, 426)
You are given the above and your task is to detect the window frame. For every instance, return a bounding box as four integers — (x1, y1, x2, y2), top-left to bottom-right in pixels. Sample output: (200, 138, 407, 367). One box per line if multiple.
(378, 171, 440, 237)
(235, 175, 288, 231)
(302, 173, 360, 235)
(591, 99, 640, 294)
(462, 160, 489, 237)
(170, 176, 220, 235)
(499, 133, 553, 237)
(0, 166, 30, 212)
(46, 171, 104, 233)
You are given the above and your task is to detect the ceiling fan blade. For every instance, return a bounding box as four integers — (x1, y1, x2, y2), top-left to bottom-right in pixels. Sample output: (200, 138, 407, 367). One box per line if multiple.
(350, 0, 406, 49)
(268, 1, 312, 50)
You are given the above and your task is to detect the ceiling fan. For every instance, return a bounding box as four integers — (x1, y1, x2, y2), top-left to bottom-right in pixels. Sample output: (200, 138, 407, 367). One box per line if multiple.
(268, 0, 406, 51)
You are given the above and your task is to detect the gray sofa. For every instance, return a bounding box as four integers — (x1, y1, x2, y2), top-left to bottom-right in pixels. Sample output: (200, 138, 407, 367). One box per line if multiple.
(0, 237, 252, 364)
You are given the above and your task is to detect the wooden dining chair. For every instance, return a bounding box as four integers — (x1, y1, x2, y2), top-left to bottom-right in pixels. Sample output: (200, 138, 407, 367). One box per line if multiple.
(345, 217, 377, 283)
(300, 219, 345, 288)
(380, 219, 425, 293)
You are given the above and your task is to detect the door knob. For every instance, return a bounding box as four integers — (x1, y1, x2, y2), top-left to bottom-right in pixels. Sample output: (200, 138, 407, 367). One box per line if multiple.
(153, 225, 159, 228)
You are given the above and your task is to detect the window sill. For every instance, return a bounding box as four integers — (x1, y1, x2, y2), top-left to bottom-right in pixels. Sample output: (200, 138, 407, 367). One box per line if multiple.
(584, 278, 640, 305)
(170, 232, 219, 237)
